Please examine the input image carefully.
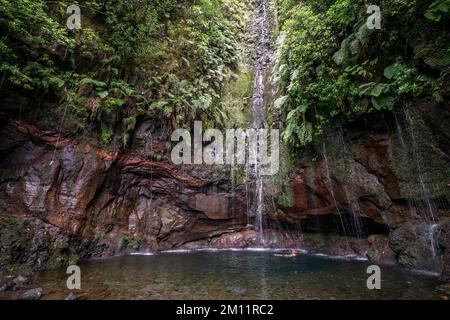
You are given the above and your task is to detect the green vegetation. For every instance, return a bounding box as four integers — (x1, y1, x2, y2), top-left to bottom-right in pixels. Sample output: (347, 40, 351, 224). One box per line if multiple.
(0, 0, 247, 147)
(274, 0, 450, 148)
(1, 0, 448, 151)
(0, 215, 79, 270)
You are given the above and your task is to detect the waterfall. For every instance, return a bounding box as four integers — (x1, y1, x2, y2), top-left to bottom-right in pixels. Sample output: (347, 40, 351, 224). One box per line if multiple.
(393, 111, 419, 220)
(322, 129, 368, 240)
(394, 106, 439, 258)
(338, 127, 367, 238)
(230, 165, 236, 218)
(396, 105, 437, 224)
(247, 0, 273, 245)
(402, 105, 436, 224)
(322, 141, 348, 237)
(429, 223, 439, 258)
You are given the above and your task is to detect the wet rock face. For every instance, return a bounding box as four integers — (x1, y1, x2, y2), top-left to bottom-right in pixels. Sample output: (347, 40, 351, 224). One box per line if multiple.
(439, 222, 450, 281)
(0, 121, 248, 269)
(367, 235, 397, 265)
(390, 222, 441, 272)
(274, 103, 450, 276)
(0, 102, 448, 279)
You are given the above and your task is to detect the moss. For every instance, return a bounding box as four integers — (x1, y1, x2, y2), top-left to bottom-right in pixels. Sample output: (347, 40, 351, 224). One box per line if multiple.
(119, 235, 145, 253)
(275, 186, 295, 208)
(126, 237, 144, 252)
(234, 167, 247, 185)
(222, 69, 253, 128)
(0, 214, 86, 272)
(101, 123, 114, 146)
(0, 215, 33, 268)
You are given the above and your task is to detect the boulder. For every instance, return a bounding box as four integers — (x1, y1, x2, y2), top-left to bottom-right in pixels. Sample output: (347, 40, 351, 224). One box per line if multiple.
(12, 276, 28, 290)
(367, 235, 396, 265)
(0, 280, 13, 292)
(65, 292, 79, 300)
(22, 288, 43, 300)
(389, 222, 441, 272)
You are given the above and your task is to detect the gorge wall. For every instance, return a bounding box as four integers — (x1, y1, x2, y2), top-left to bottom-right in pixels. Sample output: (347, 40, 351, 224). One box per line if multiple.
(0, 119, 250, 270)
(270, 101, 450, 279)
(1, 99, 449, 280)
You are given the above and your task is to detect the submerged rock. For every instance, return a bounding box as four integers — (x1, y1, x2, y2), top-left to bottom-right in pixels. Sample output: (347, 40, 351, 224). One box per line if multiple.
(65, 292, 79, 300)
(436, 283, 450, 295)
(12, 276, 28, 291)
(0, 280, 13, 292)
(22, 288, 43, 300)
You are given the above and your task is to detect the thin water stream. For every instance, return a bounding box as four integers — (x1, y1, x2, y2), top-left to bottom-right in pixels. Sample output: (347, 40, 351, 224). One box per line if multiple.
(394, 106, 440, 257)
(248, 0, 273, 244)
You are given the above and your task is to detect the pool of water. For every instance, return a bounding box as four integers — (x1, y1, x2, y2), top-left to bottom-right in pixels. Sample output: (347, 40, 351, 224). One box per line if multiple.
(5, 250, 444, 300)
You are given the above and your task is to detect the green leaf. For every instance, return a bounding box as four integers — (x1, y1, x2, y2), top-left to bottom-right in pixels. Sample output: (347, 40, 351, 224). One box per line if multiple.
(358, 82, 375, 96)
(48, 76, 65, 88)
(274, 95, 289, 109)
(97, 90, 109, 99)
(286, 109, 297, 121)
(80, 77, 107, 88)
(370, 83, 389, 97)
(332, 49, 345, 65)
(384, 64, 401, 80)
(297, 103, 309, 113)
(372, 96, 394, 110)
(149, 100, 169, 110)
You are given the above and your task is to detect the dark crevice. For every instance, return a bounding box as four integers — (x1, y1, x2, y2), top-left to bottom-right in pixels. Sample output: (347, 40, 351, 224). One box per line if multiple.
(266, 213, 390, 238)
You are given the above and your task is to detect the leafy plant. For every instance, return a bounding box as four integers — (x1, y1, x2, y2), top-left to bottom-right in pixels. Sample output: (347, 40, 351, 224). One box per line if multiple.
(425, 0, 450, 21)
(0, 0, 247, 149)
(273, 0, 448, 150)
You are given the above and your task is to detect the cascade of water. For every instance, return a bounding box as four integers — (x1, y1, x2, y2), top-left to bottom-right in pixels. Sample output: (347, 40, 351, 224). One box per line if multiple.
(393, 111, 420, 220)
(245, 160, 251, 227)
(247, 0, 272, 245)
(393, 112, 406, 149)
(401, 104, 436, 224)
(254, 132, 264, 243)
(230, 164, 236, 218)
(394, 106, 438, 258)
(50, 102, 70, 166)
(429, 223, 439, 257)
(322, 141, 348, 237)
(338, 127, 367, 237)
(149, 133, 153, 211)
(348, 201, 366, 238)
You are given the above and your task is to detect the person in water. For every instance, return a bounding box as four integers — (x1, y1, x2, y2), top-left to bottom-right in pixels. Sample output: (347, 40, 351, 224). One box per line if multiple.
(274, 250, 297, 258)
(287, 250, 297, 257)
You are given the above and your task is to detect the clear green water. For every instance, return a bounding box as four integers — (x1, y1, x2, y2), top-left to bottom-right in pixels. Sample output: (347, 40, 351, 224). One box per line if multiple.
(6, 250, 445, 300)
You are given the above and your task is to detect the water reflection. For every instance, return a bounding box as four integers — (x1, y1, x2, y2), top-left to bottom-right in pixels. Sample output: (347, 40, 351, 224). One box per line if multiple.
(4, 251, 442, 300)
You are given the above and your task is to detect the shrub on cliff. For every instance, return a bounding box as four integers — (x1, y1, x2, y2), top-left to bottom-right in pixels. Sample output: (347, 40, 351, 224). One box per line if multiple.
(274, 0, 450, 148)
(0, 0, 247, 148)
